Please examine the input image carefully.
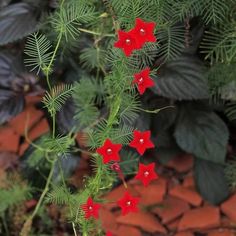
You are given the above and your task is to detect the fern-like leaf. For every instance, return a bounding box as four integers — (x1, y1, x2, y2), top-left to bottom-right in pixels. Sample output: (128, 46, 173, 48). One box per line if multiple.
(80, 46, 106, 71)
(201, 26, 236, 64)
(200, 0, 229, 25)
(157, 25, 185, 61)
(109, 125, 134, 145)
(43, 84, 74, 116)
(46, 185, 71, 205)
(225, 102, 236, 121)
(51, 1, 96, 41)
(119, 94, 141, 124)
(24, 33, 53, 75)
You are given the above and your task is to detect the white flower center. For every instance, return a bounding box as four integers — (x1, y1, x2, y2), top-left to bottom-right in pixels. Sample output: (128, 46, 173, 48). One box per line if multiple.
(144, 171, 149, 177)
(126, 39, 131, 44)
(140, 28, 145, 35)
(138, 77, 144, 84)
(139, 138, 144, 144)
(107, 148, 113, 154)
(126, 201, 131, 206)
(88, 206, 93, 210)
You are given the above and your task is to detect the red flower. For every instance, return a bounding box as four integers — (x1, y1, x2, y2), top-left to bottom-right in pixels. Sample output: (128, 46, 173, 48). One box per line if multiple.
(81, 197, 101, 219)
(114, 30, 138, 57)
(117, 191, 140, 215)
(130, 18, 156, 48)
(135, 162, 158, 186)
(96, 139, 122, 164)
(133, 67, 155, 95)
(106, 231, 113, 236)
(129, 130, 154, 155)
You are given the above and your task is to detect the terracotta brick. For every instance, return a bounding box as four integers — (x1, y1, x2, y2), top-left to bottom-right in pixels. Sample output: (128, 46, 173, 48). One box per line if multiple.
(134, 178, 167, 206)
(19, 142, 29, 156)
(0, 126, 19, 153)
(104, 184, 140, 210)
(207, 229, 236, 236)
(116, 212, 167, 234)
(183, 175, 195, 188)
(167, 218, 180, 231)
(115, 225, 141, 236)
(175, 232, 194, 236)
(221, 216, 236, 228)
(9, 106, 44, 136)
(166, 154, 193, 173)
(0, 152, 18, 170)
(178, 206, 220, 231)
(28, 118, 49, 141)
(221, 194, 236, 223)
(18, 119, 49, 155)
(76, 132, 91, 159)
(100, 207, 118, 232)
(167, 177, 180, 190)
(25, 199, 37, 210)
(25, 95, 43, 105)
(152, 196, 190, 224)
(169, 185, 202, 206)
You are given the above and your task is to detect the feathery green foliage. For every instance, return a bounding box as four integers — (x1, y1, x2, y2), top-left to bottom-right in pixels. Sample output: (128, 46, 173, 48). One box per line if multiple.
(0, 176, 31, 213)
(46, 185, 71, 205)
(17, 0, 236, 235)
(119, 94, 141, 124)
(80, 46, 107, 71)
(157, 25, 185, 61)
(51, 1, 96, 41)
(43, 84, 74, 116)
(201, 25, 236, 64)
(225, 102, 236, 121)
(24, 33, 53, 75)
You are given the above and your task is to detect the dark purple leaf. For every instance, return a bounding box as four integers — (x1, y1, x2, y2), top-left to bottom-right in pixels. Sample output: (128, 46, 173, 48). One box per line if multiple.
(0, 3, 39, 45)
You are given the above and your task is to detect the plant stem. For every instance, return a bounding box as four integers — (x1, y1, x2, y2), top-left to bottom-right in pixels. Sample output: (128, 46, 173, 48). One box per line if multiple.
(31, 160, 56, 220)
(72, 223, 78, 236)
(46, 33, 63, 91)
(140, 105, 175, 114)
(78, 27, 115, 37)
(20, 160, 56, 236)
(1, 214, 9, 236)
(46, 73, 52, 91)
(52, 114, 56, 138)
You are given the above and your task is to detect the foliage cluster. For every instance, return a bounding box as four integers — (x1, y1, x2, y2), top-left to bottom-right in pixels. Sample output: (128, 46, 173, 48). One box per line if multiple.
(0, 0, 236, 235)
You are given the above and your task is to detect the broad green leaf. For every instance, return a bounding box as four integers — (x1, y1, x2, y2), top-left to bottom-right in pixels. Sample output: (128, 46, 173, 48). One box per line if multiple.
(194, 158, 229, 205)
(152, 55, 209, 100)
(174, 104, 229, 163)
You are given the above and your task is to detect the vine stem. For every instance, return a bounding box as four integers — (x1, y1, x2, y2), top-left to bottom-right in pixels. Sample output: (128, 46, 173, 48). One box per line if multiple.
(30, 160, 56, 220)
(20, 160, 56, 236)
(140, 105, 175, 114)
(52, 114, 56, 138)
(78, 27, 115, 37)
(46, 33, 63, 92)
(21, 32, 63, 236)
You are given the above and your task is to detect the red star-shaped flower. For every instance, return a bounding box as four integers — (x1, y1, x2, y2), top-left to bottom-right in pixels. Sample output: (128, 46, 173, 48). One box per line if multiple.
(133, 67, 155, 95)
(129, 130, 154, 155)
(81, 197, 101, 219)
(135, 162, 158, 186)
(130, 18, 156, 48)
(114, 30, 138, 57)
(117, 191, 140, 215)
(106, 231, 113, 236)
(96, 139, 122, 164)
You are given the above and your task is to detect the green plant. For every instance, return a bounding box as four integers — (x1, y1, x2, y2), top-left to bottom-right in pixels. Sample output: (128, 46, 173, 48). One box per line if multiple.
(0, 0, 236, 235)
